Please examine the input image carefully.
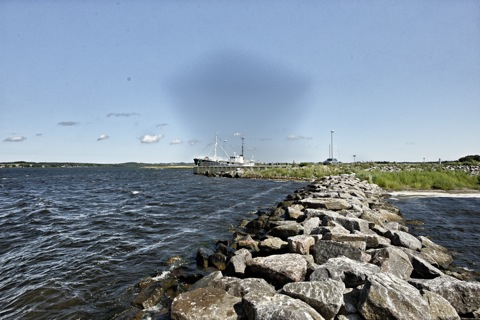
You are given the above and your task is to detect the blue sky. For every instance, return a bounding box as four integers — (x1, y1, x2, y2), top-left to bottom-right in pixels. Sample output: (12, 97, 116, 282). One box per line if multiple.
(1, 0, 479, 164)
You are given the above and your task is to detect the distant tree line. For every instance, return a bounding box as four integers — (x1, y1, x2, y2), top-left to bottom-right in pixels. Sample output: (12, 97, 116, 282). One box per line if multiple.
(458, 155, 480, 163)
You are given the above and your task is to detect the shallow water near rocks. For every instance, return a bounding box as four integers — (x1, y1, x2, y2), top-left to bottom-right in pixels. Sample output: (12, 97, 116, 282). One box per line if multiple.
(1, 167, 479, 319)
(389, 194, 480, 274)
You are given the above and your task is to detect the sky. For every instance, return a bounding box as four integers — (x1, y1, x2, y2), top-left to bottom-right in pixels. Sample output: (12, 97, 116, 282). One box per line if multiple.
(1, 0, 479, 164)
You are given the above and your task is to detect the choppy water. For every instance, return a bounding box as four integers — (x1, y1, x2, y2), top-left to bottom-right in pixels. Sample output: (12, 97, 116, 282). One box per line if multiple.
(0, 168, 306, 319)
(389, 194, 480, 273)
(1, 168, 479, 319)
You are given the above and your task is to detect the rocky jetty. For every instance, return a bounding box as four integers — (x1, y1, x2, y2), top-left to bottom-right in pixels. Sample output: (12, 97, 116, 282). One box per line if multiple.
(116, 174, 480, 320)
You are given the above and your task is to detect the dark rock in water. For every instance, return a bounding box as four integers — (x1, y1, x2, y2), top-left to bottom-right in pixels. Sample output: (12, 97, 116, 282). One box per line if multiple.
(209, 252, 227, 270)
(172, 265, 210, 285)
(189, 271, 223, 291)
(242, 290, 324, 320)
(409, 275, 480, 315)
(171, 287, 244, 320)
(196, 247, 214, 269)
(282, 280, 345, 320)
(245, 253, 307, 288)
(357, 273, 431, 320)
(112, 307, 144, 320)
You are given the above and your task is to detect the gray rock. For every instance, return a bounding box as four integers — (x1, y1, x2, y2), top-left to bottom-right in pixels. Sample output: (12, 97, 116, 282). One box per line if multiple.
(269, 223, 304, 240)
(384, 230, 422, 251)
(301, 198, 353, 211)
(242, 290, 325, 320)
(189, 270, 223, 291)
(171, 287, 243, 320)
(259, 236, 289, 253)
(235, 234, 259, 252)
(310, 256, 380, 287)
(245, 253, 307, 288)
(314, 222, 350, 236)
(311, 240, 370, 265)
(282, 280, 345, 320)
(289, 235, 316, 255)
(322, 233, 375, 249)
(225, 249, 252, 276)
(303, 217, 321, 235)
(211, 276, 276, 297)
(335, 216, 370, 233)
(421, 289, 460, 320)
(360, 209, 403, 226)
(409, 276, 480, 315)
(287, 205, 305, 220)
(369, 246, 413, 279)
(357, 273, 431, 320)
(411, 255, 445, 279)
(305, 209, 341, 219)
(418, 236, 453, 269)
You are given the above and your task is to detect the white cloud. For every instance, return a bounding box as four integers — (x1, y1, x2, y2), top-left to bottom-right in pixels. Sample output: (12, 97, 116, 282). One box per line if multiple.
(170, 139, 183, 145)
(106, 112, 139, 117)
(140, 134, 163, 143)
(233, 132, 242, 137)
(156, 123, 168, 127)
(187, 139, 201, 145)
(3, 135, 27, 142)
(287, 134, 312, 141)
(58, 121, 80, 126)
(97, 134, 110, 141)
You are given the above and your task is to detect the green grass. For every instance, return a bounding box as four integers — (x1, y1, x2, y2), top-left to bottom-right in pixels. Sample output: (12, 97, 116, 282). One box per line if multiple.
(356, 170, 480, 191)
(243, 163, 480, 191)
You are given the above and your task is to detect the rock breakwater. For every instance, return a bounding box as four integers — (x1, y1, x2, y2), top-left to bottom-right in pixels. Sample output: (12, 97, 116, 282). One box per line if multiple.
(116, 174, 480, 320)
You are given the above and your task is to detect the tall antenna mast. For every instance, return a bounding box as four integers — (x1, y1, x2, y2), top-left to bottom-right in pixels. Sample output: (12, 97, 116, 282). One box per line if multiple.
(241, 137, 245, 157)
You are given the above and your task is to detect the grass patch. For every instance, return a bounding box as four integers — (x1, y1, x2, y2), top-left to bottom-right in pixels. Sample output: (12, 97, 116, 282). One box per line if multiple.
(243, 163, 480, 191)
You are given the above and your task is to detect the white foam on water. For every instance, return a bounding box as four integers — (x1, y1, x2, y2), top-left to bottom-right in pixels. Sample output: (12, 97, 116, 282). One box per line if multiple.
(151, 271, 170, 281)
(389, 191, 480, 198)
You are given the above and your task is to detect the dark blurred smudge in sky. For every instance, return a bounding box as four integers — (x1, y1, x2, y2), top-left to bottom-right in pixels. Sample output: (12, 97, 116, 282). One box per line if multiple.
(166, 51, 311, 137)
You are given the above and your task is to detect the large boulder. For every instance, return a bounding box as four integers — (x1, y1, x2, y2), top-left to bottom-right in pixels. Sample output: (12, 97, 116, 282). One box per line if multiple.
(225, 249, 252, 276)
(282, 280, 345, 320)
(310, 256, 380, 288)
(384, 230, 422, 251)
(288, 235, 316, 255)
(369, 246, 413, 280)
(357, 273, 431, 320)
(418, 236, 453, 269)
(171, 287, 243, 320)
(301, 198, 353, 211)
(311, 240, 370, 265)
(269, 223, 304, 240)
(303, 217, 321, 235)
(259, 236, 289, 253)
(243, 290, 325, 320)
(421, 290, 460, 320)
(409, 275, 480, 315)
(245, 253, 307, 288)
(210, 276, 276, 297)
